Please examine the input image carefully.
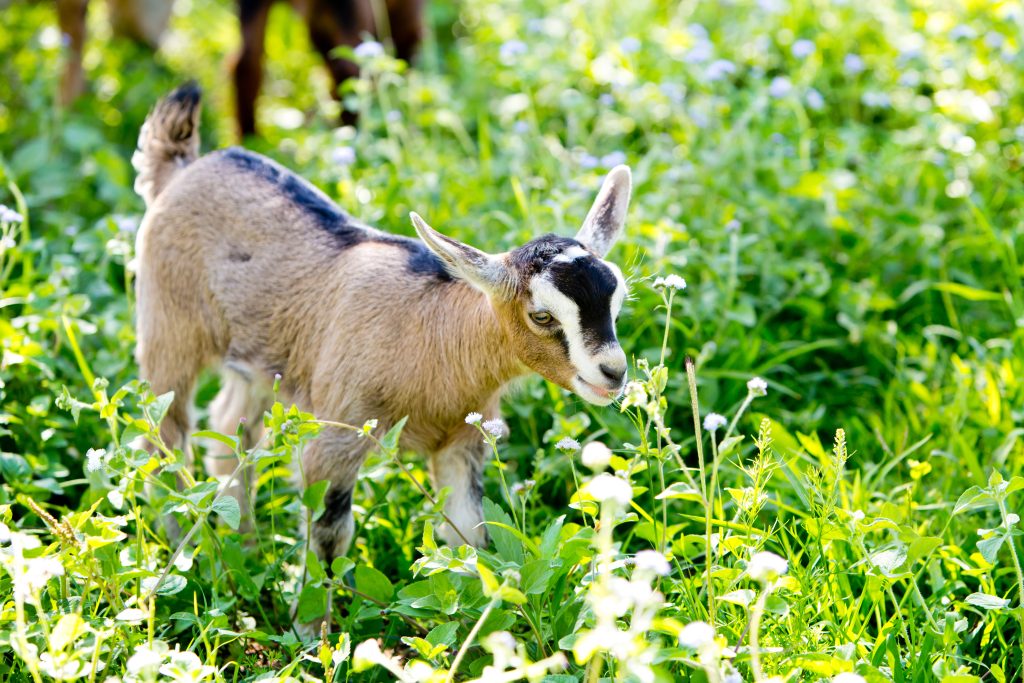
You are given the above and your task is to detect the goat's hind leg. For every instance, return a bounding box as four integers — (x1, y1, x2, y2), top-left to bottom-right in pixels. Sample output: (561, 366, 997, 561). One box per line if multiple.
(431, 430, 491, 548)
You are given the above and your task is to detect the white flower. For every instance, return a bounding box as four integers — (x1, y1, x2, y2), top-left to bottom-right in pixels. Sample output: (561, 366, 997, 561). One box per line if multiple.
(556, 437, 580, 452)
(587, 473, 632, 506)
(806, 88, 825, 111)
(14, 556, 64, 599)
(601, 151, 627, 168)
(832, 674, 867, 683)
(791, 39, 815, 58)
(465, 412, 483, 425)
(0, 205, 24, 224)
(1007, 513, 1020, 526)
(747, 551, 788, 583)
(844, 53, 865, 74)
(747, 376, 768, 396)
(353, 40, 384, 59)
(653, 274, 687, 291)
(620, 37, 641, 54)
(581, 441, 613, 471)
(706, 59, 737, 81)
(331, 146, 356, 166)
(703, 413, 727, 432)
(634, 550, 671, 576)
(160, 649, 217, 681)
(353, 639, 384, 667)
(482, 418, 505, 438)
(678, 621, 716, 649)
(86, 448, 105, 472)
(127, 642, 169, 677)
(499, 39, 528, 62)
(768, 76, 792, 98)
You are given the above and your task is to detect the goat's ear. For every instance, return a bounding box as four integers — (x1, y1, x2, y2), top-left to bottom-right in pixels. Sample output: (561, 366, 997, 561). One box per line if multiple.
(576, 165, 631, 257)
(411, 212, 510, 295)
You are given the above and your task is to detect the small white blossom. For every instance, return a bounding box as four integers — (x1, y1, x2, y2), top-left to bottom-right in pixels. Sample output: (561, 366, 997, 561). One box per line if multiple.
(703, 413, 727, 432)
(678, 621, 716, 649)
(127, 642, 169, 677)
(353, 40, 384, 59)
(747, 550, 788, 583)
(331, 146, 356, 166)
(0, 205, 24, 224)
(634, 550, 671, 576)
(653, 274, 687, 291)
(465, 412, 483, 425)
(482, 418, 505, 438)
(747, 376, 768, 396)
(768, 76, 792, 98)
(832, 674, 867, 683)
(587, 473, 632, 506)
(706, 59, 737, 81)
(556, 437, 581, 452)
(601, 151, 627, 168)
(1007, 513, 1020, 526)
(791, 39, 815, 58)
(806, 88, 825, 111)
(160, 649, 217, 681)
(499, 39, 528, 63)
(86, 448, 105, 472)
(353, 639, 384, 667)
(844, 53, 865, 74)
(620, 37, 641, 54)
(581, 441, 613, 471)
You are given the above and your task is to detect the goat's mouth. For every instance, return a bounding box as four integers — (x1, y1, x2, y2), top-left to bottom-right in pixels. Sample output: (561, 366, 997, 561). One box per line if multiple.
(572, 375, 623, 406)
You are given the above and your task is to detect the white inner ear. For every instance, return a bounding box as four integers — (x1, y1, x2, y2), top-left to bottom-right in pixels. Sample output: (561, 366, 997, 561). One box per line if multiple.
(530, 275, 600, 379)
(576, 166, 631, 257)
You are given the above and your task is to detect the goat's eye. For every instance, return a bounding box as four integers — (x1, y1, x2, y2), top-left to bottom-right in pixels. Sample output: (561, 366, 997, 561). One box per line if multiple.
(530, 311, 554, 326)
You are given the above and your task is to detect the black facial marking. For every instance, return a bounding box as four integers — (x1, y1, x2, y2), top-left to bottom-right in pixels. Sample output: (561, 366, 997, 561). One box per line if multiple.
(228, 248, 252, 263)
(219, 147, 452, 282)
(548, 257, 619, 351)
(508, 235, 585, 281)
(317, 485, 353, 547)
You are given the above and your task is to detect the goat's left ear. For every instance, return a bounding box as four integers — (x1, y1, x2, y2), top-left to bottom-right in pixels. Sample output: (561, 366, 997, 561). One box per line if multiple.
(411, 212, 510, 295)
(576, 165, 631, 257)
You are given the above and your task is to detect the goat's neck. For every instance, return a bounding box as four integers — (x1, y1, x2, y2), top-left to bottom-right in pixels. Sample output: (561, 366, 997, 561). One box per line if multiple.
(442, 282, 524, 398)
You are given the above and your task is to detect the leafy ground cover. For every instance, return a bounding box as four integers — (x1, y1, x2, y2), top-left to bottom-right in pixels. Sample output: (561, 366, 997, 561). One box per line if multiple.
(1, 0, 1023, 680)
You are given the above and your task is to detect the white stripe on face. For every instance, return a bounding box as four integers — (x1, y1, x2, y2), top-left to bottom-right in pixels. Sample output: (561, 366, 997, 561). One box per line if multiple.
(528, 256, 628, 391)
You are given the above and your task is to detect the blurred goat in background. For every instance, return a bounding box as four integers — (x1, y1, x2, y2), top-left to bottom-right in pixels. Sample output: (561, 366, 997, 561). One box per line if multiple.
(56, 0, 173, 105)
(232, 0, 425, 136)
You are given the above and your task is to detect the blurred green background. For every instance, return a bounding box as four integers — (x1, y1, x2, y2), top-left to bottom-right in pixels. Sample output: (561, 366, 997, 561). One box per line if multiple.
(1, 0, 1023, 678)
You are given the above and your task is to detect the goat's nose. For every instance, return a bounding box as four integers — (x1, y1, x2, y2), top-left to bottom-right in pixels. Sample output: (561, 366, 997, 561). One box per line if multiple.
(599, 363, 626, 386)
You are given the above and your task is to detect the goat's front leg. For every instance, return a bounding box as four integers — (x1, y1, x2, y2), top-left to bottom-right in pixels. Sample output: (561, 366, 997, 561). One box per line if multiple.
(301, 428, 370, 565)
(430, 428, 494, 548)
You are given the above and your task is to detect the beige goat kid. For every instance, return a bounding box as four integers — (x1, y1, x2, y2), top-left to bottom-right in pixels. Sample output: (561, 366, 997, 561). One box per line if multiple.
(132, 83, 631, 574)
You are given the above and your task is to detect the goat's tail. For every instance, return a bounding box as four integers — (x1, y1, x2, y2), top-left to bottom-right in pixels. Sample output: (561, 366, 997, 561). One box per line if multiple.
(133, 81, 202, 206)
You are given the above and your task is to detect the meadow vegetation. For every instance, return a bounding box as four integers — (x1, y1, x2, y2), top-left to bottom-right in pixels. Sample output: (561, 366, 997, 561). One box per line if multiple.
(1, 0, 1023, 680)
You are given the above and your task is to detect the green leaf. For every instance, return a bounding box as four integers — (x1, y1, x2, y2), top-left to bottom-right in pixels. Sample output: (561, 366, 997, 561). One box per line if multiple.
(953, 486, 992, 515)
(478, 561, 500, 596)
(355, 565, 394, 603)
(655, 482, 703, 502)
(303, 480, 330, 523)
(539, 515, 564, 559)
(870, 545, 908, 575)
(520, 559, 556, 595)
(425, 621, 459, 648)
(211, 495, 241, 530)
(717, 435, 745, 457)
(978, 534, 1007, 564)
(147, 391, 175, 426)
(965, 592, 1010, 610)
(296, 584, 327, 624)
(483, 497, 524, 564)
(193, 430, 240, 450)
(930, 282, 1001, 302)
(381, 416, 408, 452)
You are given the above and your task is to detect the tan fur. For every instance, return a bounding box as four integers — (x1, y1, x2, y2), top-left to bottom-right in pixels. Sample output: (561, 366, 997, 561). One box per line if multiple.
(133, 89, 631, 625)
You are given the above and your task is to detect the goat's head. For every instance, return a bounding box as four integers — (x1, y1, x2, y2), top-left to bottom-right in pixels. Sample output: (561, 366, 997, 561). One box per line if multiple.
(411, 166, 632, 406)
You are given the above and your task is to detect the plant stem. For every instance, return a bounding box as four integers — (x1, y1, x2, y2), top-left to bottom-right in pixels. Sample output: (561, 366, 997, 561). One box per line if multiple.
(446, 595, 500, 683)
(686, 359, 713, 619)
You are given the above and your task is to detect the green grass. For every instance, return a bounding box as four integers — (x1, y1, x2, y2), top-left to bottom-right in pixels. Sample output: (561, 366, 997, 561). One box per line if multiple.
(1, 0, 1023, 680)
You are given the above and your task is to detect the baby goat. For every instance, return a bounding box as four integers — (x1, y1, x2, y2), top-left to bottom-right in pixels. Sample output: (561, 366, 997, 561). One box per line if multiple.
(133, 83, 631, 572)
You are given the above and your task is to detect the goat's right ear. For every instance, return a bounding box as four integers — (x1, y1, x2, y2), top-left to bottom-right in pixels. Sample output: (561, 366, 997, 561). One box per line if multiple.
(411, 212, 511, 296)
